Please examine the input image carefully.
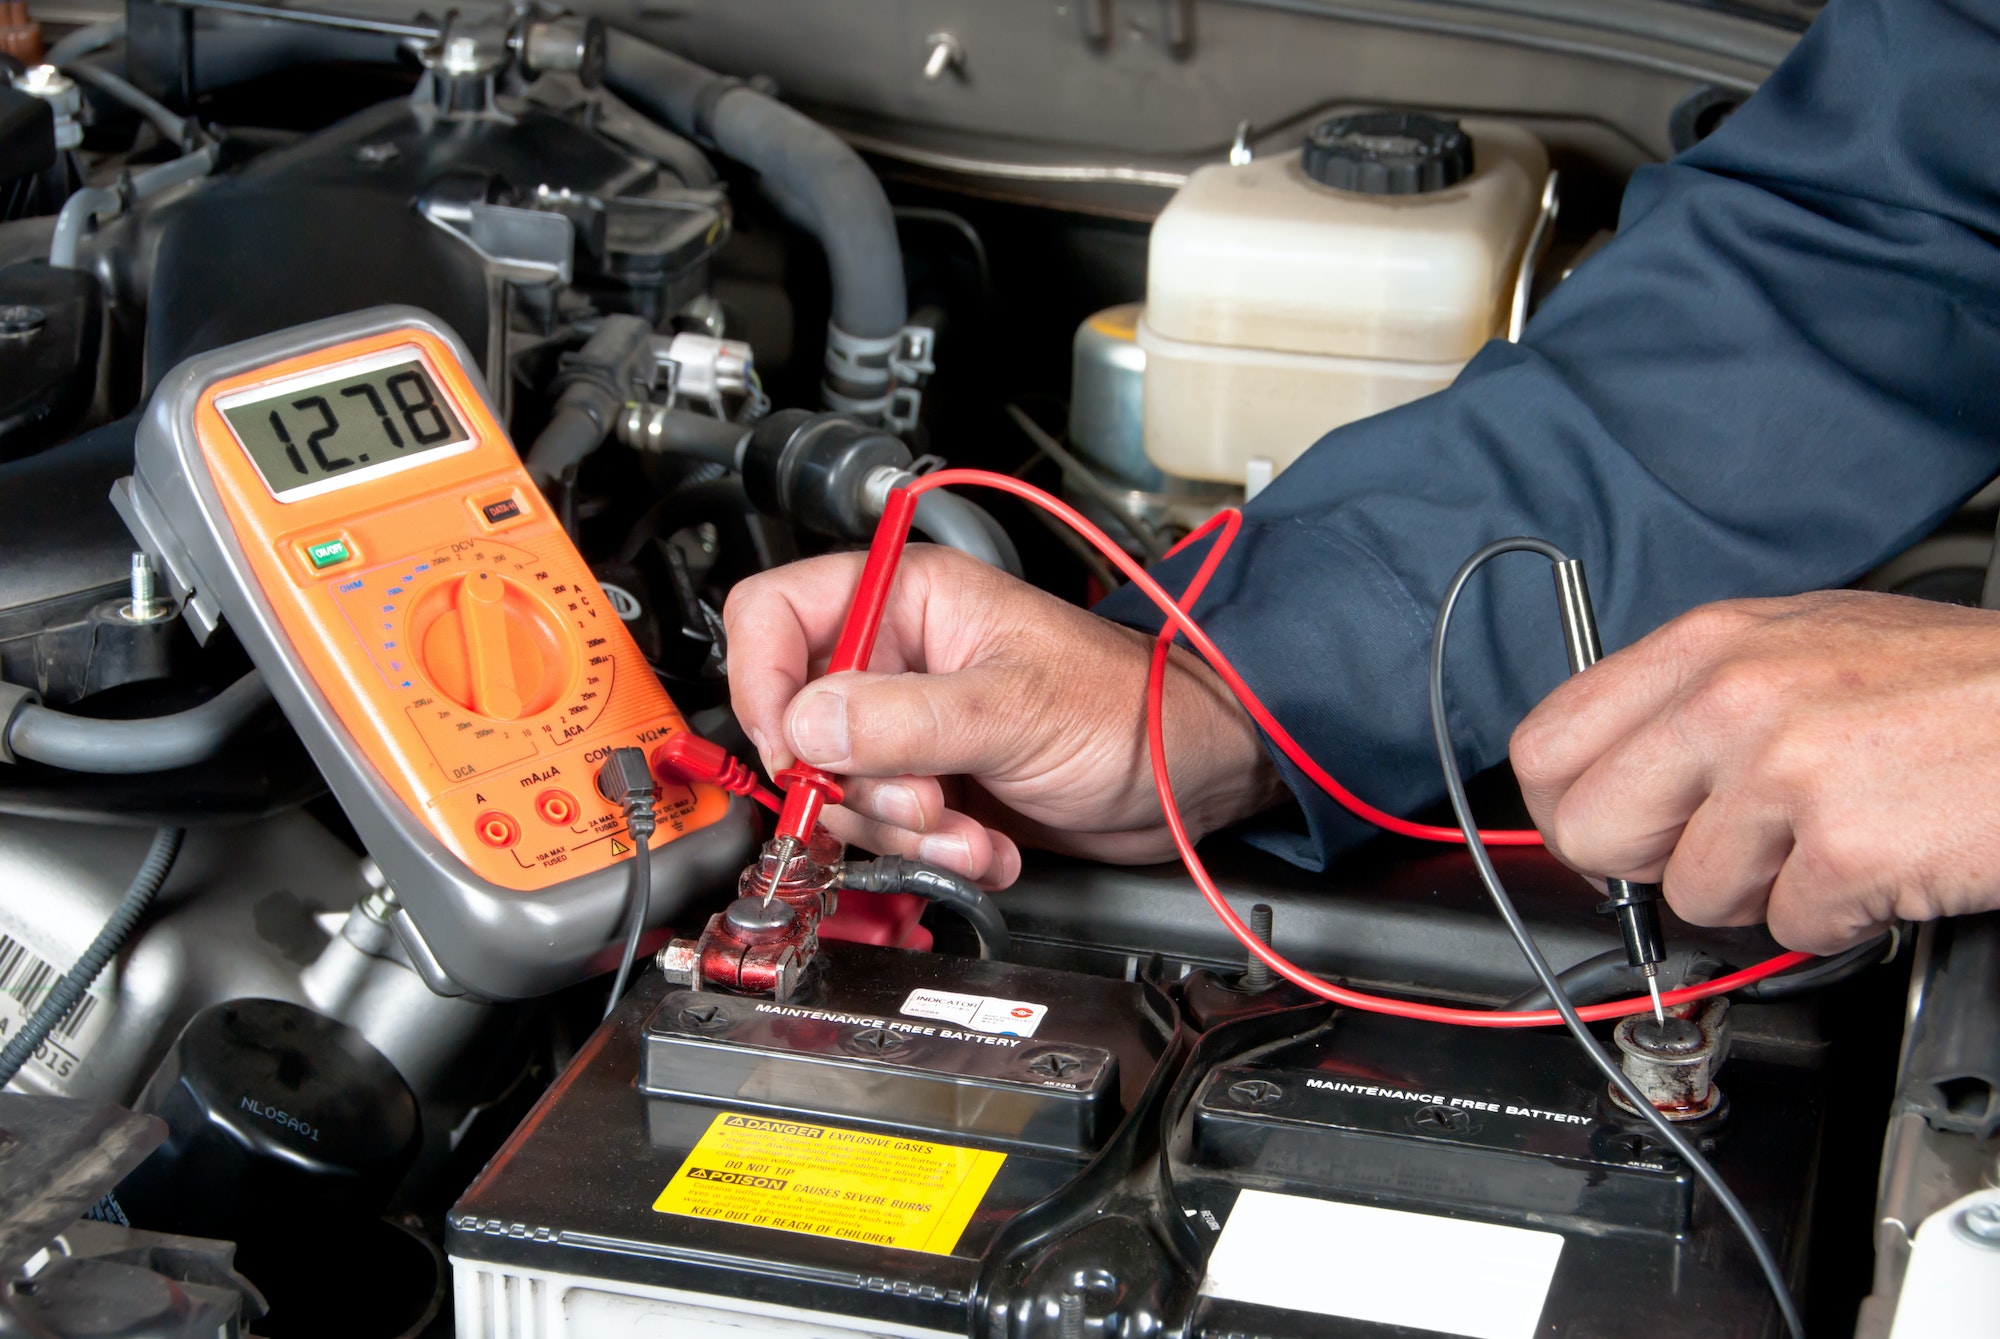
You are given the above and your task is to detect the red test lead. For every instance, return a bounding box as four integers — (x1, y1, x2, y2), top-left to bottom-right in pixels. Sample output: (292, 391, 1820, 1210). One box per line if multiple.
(758, 488, 920, 899)
(767, 466, 1815, 1026)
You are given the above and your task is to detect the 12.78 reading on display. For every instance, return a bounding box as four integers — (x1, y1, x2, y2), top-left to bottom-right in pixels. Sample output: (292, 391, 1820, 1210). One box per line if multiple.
(222, 358, 469, 496)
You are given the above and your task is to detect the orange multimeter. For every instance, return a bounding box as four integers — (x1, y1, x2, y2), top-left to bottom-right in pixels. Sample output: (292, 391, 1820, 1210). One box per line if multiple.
(117, 307, 752, 1000)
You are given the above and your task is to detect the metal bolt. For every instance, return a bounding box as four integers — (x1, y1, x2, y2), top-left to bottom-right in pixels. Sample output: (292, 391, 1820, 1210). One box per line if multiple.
(1242, 904, 1274, 991)
(122, 553, 173, 623)
(1961, 1201, 2000, 1246)
(1226, 1078, 1282, 1107)
(922, 33, 964, 81)
(655, 938, 699, 985)
(1027, 1051, 1082, 1078)
(1057, 1291, 1085, 1339)
(440, 34, 486, 76)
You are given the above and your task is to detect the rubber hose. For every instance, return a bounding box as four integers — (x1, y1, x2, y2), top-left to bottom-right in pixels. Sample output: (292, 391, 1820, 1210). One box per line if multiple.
(523, 315, 654, 487)
(524, 405, 607, 489)
(1735, 930, 1895, 1000)
(840, 855, 1010, 960)
(622, 405, 750, 467)
(913, 491, 1018, 574)
(46, 21, 122, 68)
(964, 495, 1024, 577)
(50, 145, 217, 268)
(7, 672, 272, 773)
(603, 31, 906, 340)
(0, 828, 183, 1086)
(65, 60, 193, 146)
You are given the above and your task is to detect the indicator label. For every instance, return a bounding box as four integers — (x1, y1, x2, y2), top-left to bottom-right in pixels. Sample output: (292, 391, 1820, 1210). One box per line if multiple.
(653, 1111, 1005, 1255)
(480, 497, 522, 525)
(901, 987, 1047, 1037)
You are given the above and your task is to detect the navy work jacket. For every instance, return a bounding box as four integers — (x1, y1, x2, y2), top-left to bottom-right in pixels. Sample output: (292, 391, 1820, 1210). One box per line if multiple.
(1098, 0, 2000, 868)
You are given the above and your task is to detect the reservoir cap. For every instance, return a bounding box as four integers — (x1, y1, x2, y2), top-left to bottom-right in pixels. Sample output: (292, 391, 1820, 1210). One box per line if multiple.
(1302, 111, 1473, 195)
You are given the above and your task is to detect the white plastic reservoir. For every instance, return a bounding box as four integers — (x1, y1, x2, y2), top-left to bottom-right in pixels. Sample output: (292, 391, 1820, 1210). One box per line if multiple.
(1140, 112, 1548, 483)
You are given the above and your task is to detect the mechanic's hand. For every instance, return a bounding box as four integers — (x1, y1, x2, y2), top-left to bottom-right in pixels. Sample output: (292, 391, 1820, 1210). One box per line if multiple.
(724, 545, 1286, 887)
(1510, 590, 2000, 953)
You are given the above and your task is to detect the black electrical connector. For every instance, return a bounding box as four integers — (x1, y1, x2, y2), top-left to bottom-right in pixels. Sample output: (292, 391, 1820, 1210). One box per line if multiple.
(596, 746, 658, 1019)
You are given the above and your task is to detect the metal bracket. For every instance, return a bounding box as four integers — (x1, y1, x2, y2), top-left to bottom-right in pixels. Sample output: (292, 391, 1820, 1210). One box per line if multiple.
(419, 189, 575, 422)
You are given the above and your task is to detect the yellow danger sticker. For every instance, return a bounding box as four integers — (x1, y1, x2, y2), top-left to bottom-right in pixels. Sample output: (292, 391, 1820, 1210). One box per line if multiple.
(653, 1112, 1006, 1255)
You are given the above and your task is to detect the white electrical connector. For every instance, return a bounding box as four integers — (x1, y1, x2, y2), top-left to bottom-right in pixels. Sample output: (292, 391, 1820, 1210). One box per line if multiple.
(653, 332, 754, 406)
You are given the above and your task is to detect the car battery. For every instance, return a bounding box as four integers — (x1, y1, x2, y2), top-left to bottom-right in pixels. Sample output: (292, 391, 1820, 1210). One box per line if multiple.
(1172, 1008, 1821, 1339)
(447, 941, 1173, 1337)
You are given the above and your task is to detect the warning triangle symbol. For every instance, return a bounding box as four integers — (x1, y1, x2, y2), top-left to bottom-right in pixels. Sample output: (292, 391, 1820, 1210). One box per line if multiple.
(609, 838, 631, 856)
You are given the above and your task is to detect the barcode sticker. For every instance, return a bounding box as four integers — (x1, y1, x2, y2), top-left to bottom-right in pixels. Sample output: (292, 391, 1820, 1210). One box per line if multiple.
(0, 932, 112, 1085)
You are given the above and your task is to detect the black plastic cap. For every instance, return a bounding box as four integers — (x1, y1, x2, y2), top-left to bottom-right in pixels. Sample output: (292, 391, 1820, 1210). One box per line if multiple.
(1302, 111, 1473, 195)
(116, 999, 420, 1243)
(742, 410, 913, 540)
(1601, 878, 1668, 970)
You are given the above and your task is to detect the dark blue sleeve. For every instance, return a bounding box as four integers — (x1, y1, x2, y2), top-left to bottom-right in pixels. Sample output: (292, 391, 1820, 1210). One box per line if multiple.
(1096, 0, 2000, 869)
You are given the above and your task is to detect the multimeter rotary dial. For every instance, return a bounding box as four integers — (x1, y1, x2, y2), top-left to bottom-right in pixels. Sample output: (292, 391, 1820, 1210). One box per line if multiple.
(408, 571, 573, 720)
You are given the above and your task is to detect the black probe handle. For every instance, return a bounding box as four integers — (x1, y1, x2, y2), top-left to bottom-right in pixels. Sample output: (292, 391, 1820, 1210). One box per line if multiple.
(1600, 877, 1667, 969)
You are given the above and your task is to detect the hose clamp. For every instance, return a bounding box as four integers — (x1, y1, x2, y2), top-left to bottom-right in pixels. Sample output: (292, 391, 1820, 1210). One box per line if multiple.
(0, 681, 43, 765)
(824, 324, 936, 432)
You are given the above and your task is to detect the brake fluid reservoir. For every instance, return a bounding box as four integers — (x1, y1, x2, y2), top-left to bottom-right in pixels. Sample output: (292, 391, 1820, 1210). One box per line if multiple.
(1140, 113, 1548, 483)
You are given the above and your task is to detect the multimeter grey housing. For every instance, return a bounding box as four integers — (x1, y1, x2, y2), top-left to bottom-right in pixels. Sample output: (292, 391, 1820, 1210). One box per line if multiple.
(115, 307, 754, 1001)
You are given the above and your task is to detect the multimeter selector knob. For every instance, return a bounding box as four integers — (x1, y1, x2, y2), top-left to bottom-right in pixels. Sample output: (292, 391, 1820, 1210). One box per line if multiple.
(411, 572, 573, 720)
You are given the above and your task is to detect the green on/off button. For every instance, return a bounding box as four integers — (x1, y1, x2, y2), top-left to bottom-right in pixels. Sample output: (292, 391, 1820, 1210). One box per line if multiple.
(306, 538, 351, 570)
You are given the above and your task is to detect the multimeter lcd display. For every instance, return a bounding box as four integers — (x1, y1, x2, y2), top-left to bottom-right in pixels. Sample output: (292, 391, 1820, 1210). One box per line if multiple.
(222, 359, 469, 496)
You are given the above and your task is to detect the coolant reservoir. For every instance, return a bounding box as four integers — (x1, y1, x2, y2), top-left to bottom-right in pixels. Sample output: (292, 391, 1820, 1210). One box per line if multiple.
(1140, 112, 1548, 483)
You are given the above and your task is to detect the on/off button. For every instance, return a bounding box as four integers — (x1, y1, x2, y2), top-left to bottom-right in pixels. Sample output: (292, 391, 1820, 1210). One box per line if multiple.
(305, 537, 352, 569)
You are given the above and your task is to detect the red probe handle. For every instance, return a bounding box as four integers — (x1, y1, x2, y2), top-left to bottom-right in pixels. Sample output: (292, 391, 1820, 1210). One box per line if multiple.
(828, 488, 920, 675)
(774, 489, 920, 843)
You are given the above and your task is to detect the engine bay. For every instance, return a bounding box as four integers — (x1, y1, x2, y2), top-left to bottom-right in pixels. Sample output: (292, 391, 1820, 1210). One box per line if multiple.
(0, 3, 1993, 1337)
